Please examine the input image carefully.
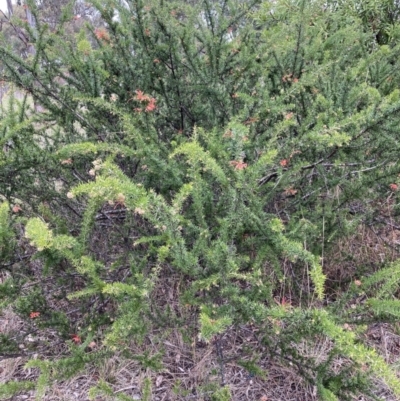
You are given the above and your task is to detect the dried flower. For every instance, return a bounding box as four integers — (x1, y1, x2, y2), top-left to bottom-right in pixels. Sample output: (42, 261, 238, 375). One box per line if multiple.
(244, 117, 259, 125)
(284, 187, 297, 196)
(67, 192, 75, 199)
(61, 158, 73, 165)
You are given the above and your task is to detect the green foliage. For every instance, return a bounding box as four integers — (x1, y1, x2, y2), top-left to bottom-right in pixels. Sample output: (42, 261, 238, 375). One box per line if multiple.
(89, 380, 138, 401)
(0, 381, 35, 400)
(211, 385, 232, 401)
(141, 377, 152, 401)
(25, 359, 51, 400)
(236, 359, 266, 379)
(25, 218, 54, 251)
(2, 0, 400, 399)
(315, 308, 400, 394)
(0, 333, 19, 354)
(199, 308, 233, 343)
(317, 383, 339, 401)
(0, 202, 15, 263)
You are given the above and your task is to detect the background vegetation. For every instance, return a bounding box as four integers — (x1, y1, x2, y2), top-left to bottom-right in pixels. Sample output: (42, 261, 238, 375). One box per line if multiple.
(1, 0, 400, 400)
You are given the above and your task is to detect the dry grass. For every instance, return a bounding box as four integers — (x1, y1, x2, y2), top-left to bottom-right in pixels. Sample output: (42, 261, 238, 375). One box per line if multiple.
(2, 201, 400, 400)
(1, 317, 318, 401)
(2, 307, 399, 401)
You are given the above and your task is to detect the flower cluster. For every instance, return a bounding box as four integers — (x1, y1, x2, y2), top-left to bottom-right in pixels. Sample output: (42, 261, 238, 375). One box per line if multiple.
(94, 28, 110, 42)
(229, 160, 248, 170)
(29, 311, 40, 319)
(134, 90, 157, 112)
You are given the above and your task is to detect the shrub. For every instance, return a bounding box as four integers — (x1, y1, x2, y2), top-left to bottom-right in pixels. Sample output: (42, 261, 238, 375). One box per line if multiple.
(1, 0, 400, 399)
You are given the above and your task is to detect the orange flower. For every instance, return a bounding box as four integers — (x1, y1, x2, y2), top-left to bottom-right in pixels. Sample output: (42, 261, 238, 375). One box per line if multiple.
(229, 160, 247, 170)
(279, 159, 288, 167)
(94, 28, 110, 42)
(134, 90, 156, 111)
(145, 98, 157, 112)
(284, 187, 297, 196)
(29, 311, 40, 319)
(390, 183, 398, 191)
(12, 205, 22, 213)
(71, 334, 81, 344)
(235, 161, 248, 170)
(135, 90, 150, 102)
(274, 296, 291, 309)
